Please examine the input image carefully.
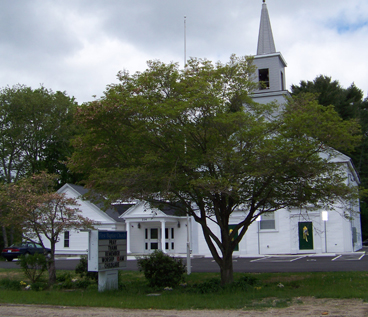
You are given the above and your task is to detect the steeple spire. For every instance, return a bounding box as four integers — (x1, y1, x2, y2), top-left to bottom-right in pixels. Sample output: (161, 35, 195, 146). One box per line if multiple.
(257, 0, 276, 55)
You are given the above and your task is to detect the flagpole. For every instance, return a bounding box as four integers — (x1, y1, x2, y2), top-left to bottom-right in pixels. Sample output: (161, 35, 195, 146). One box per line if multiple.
(184, 16, 187, 69)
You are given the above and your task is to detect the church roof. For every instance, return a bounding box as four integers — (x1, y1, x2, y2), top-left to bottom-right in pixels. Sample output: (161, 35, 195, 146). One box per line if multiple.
(257, 0, 276, 55)
(66, 184, 126, 222)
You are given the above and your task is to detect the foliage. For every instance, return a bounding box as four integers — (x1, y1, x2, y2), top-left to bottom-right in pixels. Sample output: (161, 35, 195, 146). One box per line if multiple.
(1, 271, 368, 310)
(30, 281, 48, 291)
(1, 172, 95, 285)
(0, 84, 82, 250)
(69, 56, 361, 285)
(137, 250, 186, 288)
(75, 255, 98, 281)
(0, 278, 22, 290)
(291, 75, 365, 121)
(17, 253, 47, 283)
(291, 75, 368, 238)
(190, 278, 222, 294)
(0, 84, 79, 184)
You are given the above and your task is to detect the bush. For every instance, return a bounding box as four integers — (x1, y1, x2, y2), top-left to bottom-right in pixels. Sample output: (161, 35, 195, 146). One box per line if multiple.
(191, 278, 222, 293)
(17, 253, 47, 283)
(75, 255, 98, 281)
(137, 250, 186, 288)
(231, 274, 259, 291)
(30, 281, 48, 291)
(0, 278, 22, 290)
(56, 272, 72, 282)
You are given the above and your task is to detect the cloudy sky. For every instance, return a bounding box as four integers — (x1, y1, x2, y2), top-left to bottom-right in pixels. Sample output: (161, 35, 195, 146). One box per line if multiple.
(0, 0, 367, 104)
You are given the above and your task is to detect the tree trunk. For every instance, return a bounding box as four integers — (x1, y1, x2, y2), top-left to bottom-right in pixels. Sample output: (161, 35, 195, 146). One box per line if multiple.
(47, 257, 56, 285)
(47, 245, 56, 285)
(220, 253, 234, 285)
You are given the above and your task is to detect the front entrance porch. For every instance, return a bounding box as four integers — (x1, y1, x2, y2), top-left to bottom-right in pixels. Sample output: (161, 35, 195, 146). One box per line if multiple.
(125, 219, 185, 254)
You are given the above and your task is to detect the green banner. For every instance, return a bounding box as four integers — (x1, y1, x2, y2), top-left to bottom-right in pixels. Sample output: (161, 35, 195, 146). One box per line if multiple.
(298, 222, 313, 250)
(229, 225, 239, 251)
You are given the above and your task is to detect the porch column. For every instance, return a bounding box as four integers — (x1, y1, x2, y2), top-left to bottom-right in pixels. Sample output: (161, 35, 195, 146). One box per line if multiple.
(161, 220, 166, 252)
(126, 220, 131, 254)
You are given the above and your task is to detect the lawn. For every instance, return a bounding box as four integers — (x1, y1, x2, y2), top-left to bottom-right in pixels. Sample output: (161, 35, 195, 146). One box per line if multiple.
(0, 269, 367, 310)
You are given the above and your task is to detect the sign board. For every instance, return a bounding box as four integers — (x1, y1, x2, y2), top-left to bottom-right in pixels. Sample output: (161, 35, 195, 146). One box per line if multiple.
(88, 230, 127, 272)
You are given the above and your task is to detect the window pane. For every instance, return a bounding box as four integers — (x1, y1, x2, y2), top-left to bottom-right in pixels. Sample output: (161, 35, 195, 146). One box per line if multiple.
(262, 212, 275, 220)
(165, 228, 168, 239)
(151, 243, 158, 250)
(171, 228, 174, 239)
(260, 220, 275, 230)
(64, 231, 70, 247)
(151, 229, 158, 239)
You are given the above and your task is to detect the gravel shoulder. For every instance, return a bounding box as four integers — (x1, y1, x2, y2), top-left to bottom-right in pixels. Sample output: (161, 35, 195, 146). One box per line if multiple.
(1, 298, 368, 317)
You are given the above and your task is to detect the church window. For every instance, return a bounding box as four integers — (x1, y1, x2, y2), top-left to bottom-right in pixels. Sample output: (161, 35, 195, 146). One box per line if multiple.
(64, 231, 70, 247)
(258, 69, 269, 89)
(260, 212, 275, 230)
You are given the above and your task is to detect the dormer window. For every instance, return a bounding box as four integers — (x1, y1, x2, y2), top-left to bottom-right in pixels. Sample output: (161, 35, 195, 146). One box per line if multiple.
(258, 69, 269, 90)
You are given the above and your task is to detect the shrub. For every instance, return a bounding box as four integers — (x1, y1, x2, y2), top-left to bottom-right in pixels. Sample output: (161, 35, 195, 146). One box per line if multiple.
(0, 278, 22, 290)
(56, 272, 72, 282)
(17, 253, 47, 283)
(75, 255, 98, 281)
(191, 278, 222, 293)
(31, 281, 48, 291)
(231, 274, 259, 291)
(137, 250, 186, 288)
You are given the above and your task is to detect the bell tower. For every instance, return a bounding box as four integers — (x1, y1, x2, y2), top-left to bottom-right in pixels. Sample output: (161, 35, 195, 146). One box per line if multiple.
(251, 0, 290, 105)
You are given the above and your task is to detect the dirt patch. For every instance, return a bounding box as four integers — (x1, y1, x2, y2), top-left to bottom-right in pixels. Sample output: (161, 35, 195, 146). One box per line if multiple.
(1, 297, 368, 316)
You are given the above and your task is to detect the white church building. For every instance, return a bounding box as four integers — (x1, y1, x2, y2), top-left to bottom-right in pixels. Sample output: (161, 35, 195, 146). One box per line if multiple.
(54, 1, 362, 257)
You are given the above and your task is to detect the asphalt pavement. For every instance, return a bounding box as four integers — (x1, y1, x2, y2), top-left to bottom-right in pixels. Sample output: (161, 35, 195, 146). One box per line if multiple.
(1, 249, 367, 273)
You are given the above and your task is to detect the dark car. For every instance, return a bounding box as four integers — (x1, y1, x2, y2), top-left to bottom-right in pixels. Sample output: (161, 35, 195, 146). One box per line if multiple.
(1, 242, 51, 261)
(362, 239, 368, 246)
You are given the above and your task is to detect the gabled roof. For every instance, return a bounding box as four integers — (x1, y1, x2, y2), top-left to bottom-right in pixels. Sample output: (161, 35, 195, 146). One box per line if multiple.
(61, 184, 126, 222)
(257, 0, 276, 55)
(121, 200, 187, 220)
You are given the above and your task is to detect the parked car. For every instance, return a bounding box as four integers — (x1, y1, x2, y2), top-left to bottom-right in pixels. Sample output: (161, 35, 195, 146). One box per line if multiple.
(362, 239, 368, 246)
(1, 242, 51, 261)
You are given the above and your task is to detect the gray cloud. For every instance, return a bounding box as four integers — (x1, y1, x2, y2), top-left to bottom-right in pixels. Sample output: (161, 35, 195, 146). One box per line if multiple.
(0, 0, 367, 103)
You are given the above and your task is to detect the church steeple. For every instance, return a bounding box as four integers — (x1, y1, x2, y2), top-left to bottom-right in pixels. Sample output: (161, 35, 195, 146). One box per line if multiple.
(251, 0, 290, 106)
(257, 0, 276, 55)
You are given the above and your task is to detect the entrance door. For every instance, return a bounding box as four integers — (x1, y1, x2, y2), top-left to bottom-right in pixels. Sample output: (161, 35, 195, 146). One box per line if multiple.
(145, 228, 161, 252)
(165, 227, 175, 251)
(298, 222, 313, 250)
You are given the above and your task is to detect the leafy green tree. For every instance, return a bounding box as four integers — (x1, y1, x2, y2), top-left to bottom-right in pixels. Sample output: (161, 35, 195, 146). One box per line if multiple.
(2, 172, 94, 285)
(0, 84, 81, 248)
(291, 75, 364, 120)
(69, 56, 360, 285)
(292, 75, 368, 238)
(0, 84, 79, 183)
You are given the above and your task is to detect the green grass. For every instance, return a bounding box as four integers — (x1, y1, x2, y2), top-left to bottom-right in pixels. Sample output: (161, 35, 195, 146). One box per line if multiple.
(0, 269, 368, 310)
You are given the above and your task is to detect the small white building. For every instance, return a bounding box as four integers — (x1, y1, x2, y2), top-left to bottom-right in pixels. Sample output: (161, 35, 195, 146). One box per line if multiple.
(45, 184, 128, 255)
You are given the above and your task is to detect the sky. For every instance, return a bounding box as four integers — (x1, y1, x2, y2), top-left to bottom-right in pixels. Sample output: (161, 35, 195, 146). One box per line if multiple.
(0, 0, 367, 104)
